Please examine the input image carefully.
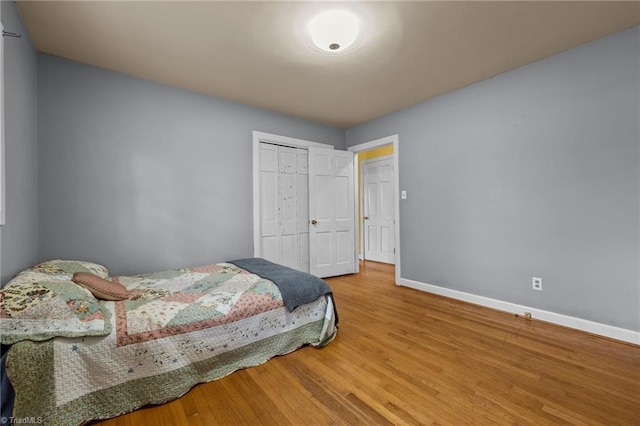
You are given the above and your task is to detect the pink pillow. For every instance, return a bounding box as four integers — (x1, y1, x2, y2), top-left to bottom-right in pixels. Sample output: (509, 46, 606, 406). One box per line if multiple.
(72, 272, 129, 301)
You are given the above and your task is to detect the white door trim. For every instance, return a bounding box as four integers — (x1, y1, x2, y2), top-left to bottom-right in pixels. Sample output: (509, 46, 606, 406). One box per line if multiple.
(253, 131, 334, 258)
(348, 135, 400, 284)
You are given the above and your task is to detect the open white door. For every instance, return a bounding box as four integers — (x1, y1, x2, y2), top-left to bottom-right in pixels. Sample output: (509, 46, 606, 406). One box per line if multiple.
(308, 147, 356, 278)
(363, 156, 395, 264)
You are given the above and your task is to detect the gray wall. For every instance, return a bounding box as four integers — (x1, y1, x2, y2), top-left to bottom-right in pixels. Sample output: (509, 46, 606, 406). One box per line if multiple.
(0, 2, 39, 284)
(346, 27, 640, 331)
(38, 54, 344, 276)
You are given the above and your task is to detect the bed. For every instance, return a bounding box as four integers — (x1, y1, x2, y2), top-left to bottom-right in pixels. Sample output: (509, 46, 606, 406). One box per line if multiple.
(0, 258, 337, 425)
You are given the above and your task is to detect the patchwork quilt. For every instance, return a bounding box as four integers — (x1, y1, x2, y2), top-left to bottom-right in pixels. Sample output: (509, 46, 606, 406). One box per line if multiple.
(6, 262, 337, 425)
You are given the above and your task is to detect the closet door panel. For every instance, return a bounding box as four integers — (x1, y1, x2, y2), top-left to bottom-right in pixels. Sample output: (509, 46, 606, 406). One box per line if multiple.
(297, 149, 310, 272)
(262, 236, 278, 263)
(298, 232, 310, 273)
(279, 147, 298, 269)
(260, 144, 279, 263)
(259, 143, 310, 273)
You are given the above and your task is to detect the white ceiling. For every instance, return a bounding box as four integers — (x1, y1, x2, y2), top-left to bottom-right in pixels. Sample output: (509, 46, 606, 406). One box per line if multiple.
(16, 1, 640, 129)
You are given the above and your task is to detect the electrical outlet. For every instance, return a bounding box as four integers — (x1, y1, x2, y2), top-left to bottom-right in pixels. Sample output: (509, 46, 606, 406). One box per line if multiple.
(532, 277, 542, 291)
(523, 312, 532, 319)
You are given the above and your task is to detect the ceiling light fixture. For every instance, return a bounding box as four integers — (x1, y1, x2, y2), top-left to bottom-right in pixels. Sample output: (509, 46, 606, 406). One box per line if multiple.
(307, 10, 361, 55)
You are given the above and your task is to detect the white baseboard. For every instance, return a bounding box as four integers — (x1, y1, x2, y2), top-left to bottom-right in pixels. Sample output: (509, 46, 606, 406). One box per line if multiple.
(397, 277, 640, 346)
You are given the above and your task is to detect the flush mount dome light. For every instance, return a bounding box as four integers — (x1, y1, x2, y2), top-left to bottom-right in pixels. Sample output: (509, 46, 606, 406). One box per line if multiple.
(307, 9, 360, 54)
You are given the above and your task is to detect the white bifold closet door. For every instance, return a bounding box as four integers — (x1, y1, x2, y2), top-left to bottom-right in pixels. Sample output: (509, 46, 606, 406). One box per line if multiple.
(259, 143, 309, 272)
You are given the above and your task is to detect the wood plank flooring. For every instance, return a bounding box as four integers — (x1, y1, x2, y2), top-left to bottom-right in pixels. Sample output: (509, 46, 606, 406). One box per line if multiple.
(95, 261, 639, 425)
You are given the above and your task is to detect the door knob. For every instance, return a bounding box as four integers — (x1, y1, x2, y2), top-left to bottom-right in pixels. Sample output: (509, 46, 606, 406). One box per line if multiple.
(311, 219, 318, 225)
(364, 216, 369, 220)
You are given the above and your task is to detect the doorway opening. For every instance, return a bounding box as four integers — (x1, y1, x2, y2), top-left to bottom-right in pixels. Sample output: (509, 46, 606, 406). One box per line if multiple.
(359, 147, 395, 264)
(348, 135, 400, 283)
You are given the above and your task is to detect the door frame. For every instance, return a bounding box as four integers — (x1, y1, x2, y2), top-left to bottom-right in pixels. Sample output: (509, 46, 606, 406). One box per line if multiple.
(252, 131, 334, 259)
(348, 135, 401, 284)
(360, 154, 395, 264)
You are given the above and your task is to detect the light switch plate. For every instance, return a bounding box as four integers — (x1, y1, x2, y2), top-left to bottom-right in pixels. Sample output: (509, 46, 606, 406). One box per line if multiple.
(401, 190, 407, 199)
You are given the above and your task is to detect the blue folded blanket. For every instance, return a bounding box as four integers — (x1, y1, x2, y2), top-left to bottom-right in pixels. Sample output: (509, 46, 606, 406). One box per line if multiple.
(228, 258, 334, 314)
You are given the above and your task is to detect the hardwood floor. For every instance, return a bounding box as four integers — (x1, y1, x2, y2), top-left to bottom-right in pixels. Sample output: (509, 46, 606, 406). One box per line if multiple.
(96, 261, 639, 425)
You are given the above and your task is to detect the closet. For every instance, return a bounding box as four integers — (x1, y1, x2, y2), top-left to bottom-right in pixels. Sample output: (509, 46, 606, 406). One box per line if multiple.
(258, 143, 310, 272)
